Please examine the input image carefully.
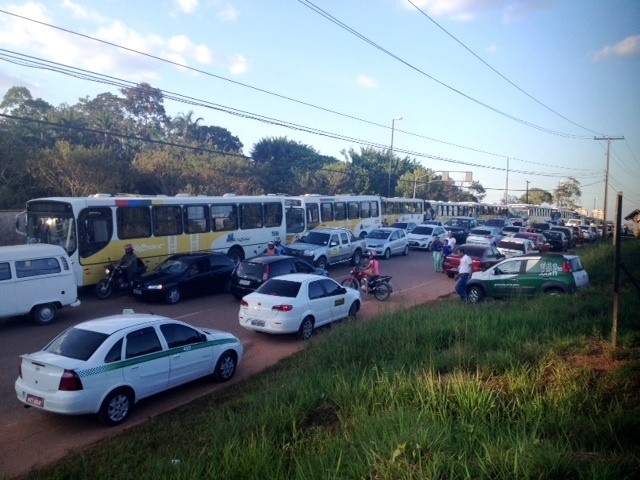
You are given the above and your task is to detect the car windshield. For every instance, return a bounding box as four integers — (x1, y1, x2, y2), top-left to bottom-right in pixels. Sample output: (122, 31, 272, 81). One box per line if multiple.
(411, 226, 433, 235)
(368, 230, 391, 240)
(445, 219, 470, 227)
(470, 229, 492, 236)
(256, 279, 301, 297)
(299, 232, 330, 246)
(485, 219, 504, 227)
(157, 258, 188, 274)
(44, 327, 109, 361)
(544, 231, 562, 239)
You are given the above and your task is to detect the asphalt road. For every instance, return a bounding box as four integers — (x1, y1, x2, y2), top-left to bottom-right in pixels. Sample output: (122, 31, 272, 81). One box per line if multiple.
(0, 250, 455, 478)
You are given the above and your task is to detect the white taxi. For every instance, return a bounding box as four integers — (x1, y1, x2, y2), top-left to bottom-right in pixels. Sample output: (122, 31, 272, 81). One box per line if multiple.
(15, 311, 243, 426)
(239, 274, 361, 340)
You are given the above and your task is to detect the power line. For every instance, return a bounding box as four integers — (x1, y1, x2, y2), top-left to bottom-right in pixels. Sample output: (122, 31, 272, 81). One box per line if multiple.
(297, 0, 591, 139)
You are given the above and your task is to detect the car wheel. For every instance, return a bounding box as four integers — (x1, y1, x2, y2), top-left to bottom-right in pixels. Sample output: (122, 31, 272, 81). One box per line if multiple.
(446, 272, 455, 279)
(298, 316, 314, 340)
(348, 301, 359, 318)
(165, 287, 181, 304)
(383, 248, 391, 260)
(32, 303, 57, 325)
(374, 282, 391, 301)
(467, 285, 484, 303)
(98, 388, 133, 426)
(543, 287, 565, 296)
(213, 350, 237, 382)
(340, 277, 360, 290)
(402, 245, 409, 256)
(315, 256, 328, 270)
(351, 250, 363, 266)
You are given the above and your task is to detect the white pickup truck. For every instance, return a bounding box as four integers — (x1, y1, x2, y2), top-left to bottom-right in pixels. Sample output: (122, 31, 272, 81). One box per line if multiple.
(286, 227, 367, 270)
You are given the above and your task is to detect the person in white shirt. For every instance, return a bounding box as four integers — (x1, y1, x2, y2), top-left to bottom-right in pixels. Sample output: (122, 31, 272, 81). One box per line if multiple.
(455, 247, 473, 302)
(447, 231, 457, 251)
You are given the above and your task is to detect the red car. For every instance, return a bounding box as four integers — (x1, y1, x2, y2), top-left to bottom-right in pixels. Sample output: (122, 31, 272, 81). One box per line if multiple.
(443, 243, 505, 278)
(512, 232, 551, 252)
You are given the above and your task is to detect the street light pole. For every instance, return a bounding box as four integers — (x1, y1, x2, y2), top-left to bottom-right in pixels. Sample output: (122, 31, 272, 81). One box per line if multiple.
(388, 116, 403, 197)
(526, 180, 530, 204)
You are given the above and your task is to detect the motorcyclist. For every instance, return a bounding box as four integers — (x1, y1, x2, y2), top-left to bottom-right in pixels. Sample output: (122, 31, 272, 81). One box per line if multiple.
(264, 241, 278, 255)
(362, 250, 380, 289)
(274, 237, 287, 255)
(120, 244, 140, 284)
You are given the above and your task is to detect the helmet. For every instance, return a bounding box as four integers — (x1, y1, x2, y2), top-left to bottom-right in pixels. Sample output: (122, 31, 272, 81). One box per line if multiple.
(275, 237, 281, 245)
(124, 244, 134, 253)
(268, 241, 274, 247)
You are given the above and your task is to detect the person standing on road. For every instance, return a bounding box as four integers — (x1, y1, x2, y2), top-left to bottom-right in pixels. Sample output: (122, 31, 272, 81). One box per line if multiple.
(446, 231, 457, 252)
(441, 239, 452, 274)
(432, 236, 443, 272)
(455, 247, 473, 302)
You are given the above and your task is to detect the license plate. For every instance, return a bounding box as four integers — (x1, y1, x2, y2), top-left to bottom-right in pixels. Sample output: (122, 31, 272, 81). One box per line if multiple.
(26, 394, 44, 407)
(133, 288, 142, 295)
(251, 319, 265, 327)
(239, 279, 250, 286)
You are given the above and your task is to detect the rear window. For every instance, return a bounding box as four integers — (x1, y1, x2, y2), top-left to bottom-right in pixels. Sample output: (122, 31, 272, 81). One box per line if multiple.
(236, 261, 266, 278)
(485, 219, 505, 227)
(457, 245, 486, 257)
(411, 226, 433, 235)
(256, 279, 301, 298)
(569, 257, 584, 271)
(470, 229, 491, 236)
(44, 328, 109, 361)
(498, 240, 525, 251)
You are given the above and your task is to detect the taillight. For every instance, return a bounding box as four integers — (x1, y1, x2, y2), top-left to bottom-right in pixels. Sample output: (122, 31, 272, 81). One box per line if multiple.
(59, 370, 83, 391)
(272, 305, 293, 312)
(18, 360, 22, 379)
(240, 299, 248, 307)
(562, 260, 572, 273)
(262, 264, 270, 282)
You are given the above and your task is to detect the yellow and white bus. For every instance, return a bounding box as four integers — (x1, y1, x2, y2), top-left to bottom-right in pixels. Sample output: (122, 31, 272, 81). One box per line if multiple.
(285, 194, 382, 242)
(21, 194, 287, 287)
(381, 197, 425, 226)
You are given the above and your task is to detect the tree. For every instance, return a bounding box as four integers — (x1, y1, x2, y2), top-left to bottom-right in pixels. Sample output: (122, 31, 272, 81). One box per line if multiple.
(119, 83, 168, 139)
(553, 177, 581, 209)
(518, 188, 552, 205)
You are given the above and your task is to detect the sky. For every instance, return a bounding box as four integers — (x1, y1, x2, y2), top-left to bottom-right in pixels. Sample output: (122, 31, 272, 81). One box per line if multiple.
(0, 0, 639, 221)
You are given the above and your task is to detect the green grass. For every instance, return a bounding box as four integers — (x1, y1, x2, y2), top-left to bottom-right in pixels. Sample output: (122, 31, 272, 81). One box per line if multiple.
(20, 240, 640, 479)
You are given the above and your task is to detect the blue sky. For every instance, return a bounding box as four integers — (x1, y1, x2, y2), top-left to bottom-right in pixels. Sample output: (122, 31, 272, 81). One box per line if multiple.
(1, 0, 638, 220)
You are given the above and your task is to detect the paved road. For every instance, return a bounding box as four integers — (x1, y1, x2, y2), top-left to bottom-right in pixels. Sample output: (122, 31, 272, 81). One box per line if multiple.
(0, 251, 455, 478)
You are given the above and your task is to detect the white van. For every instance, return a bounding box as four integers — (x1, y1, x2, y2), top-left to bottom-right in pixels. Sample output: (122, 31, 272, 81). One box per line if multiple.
(0, 244, 80, 325)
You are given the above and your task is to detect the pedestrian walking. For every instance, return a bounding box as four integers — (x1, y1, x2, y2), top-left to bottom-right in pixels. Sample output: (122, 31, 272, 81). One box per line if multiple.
(455, 247, 473, 302)
(432, 236, 443, 272)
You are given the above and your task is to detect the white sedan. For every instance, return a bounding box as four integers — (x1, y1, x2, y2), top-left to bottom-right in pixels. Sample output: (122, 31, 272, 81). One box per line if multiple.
(15, 311, 243, 426)
(407, 225, 448, 250)
(239, 273, 361, 340)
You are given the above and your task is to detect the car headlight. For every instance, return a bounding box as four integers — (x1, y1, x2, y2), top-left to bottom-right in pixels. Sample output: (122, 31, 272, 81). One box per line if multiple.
(147, 284, 164, 290)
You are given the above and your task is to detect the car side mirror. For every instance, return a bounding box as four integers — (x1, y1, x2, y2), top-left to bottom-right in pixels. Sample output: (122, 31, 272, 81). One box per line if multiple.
(339, 287, 347, 294)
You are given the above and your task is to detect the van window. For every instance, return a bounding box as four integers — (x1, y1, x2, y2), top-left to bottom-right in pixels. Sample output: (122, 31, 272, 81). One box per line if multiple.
(0, 263, 10, 281)
(16, 258, 62, 278)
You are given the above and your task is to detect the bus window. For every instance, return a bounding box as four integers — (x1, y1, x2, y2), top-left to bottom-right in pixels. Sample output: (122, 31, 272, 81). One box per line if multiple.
(360, 201, 371, 219)
(371, 201, 379, 218)
(211, 204, 237, 231)
(184, 205, 209, 233)
(334, 202, 346, 221)
(286, 207, 305, 234)
(78, 207, 112, 258)
(347, 201, 359, 219)
(320, 202, 333, 222)
(306, 203, 320, 229)
(153, 205, 182, 237)
(264, 202, 283, 228)
(117, 206, 151, 239)
(240, 203, 263, 229)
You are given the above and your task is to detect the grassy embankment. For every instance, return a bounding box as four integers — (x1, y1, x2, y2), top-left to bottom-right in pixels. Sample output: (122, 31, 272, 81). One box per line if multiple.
(23, 241, 640, 479)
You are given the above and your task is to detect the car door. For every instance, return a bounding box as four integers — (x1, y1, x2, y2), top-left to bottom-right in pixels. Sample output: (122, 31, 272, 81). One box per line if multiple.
(327, 234, 346, 264)
(160, 323, 212, 388)
(388, 230, 401, 255)
(0, 262, 16, 318)
(319, 278, 351, 321)
(306, 279, 335, 326)
(487, 259, 524, 298)
(293, 259, 315, 274)
(122, 326, 170, 399)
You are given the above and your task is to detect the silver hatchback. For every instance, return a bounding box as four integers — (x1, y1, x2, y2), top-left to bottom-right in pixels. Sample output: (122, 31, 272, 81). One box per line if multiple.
(365, 227, 409, 259)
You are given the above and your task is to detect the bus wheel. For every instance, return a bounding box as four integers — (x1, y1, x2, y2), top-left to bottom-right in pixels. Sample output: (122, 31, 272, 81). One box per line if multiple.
(227, 247, 244, 265)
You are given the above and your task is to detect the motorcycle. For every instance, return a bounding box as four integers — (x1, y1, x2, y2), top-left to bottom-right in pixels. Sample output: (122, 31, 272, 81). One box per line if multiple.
(95, 259, 146, 299)
(340, 265, 393, 301)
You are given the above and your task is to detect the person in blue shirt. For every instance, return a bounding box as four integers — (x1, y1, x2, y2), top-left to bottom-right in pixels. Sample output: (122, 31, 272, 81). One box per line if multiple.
(432, 236, 443, 272)
(441, 239, 452, 274)
(274, 237, 287, 255)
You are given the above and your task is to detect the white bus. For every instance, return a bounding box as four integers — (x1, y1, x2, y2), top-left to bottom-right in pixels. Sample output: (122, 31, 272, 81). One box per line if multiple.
(285, 194, 382, 242)
(20, 194, 287, 287)
(381, 197, 425, 226)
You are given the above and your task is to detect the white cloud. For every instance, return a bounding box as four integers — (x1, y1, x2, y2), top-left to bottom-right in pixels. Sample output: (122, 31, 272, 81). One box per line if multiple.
(591, 34, 640, 61)
(227, 54, 248, 75)
(356, 74, 378, 89)
(174, 0, 199, 14)
(218, 5, 239, 22)
(60, 0, 109, 23)
(486, 43, 498, 53)
(403, 0, 553, 22)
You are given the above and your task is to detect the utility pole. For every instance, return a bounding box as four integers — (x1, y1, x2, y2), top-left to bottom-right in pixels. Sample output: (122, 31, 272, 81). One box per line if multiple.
(526, 180, 530, 204)
(594, 136, 624, 238)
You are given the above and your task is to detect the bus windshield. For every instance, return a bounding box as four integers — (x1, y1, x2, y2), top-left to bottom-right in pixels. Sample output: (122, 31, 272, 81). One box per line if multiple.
(26, 206, 77, 255)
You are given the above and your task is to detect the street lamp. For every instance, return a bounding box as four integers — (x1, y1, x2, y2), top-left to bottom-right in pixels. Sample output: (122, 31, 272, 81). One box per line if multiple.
(387, 116, 403, 197)
(525, 180, 530, 204)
